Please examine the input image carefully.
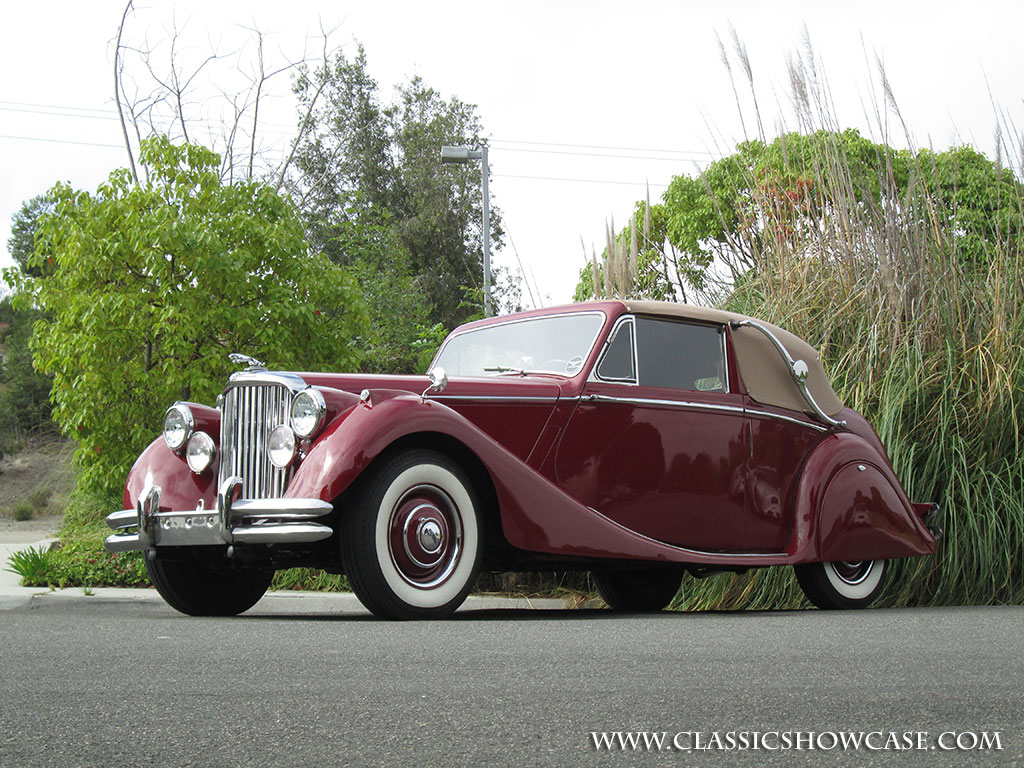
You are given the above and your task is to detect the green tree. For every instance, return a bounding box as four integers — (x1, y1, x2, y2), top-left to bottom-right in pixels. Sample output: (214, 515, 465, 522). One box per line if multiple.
(586, 130, 1024, 302)
(289, 47, 504, 332)
(0, 297, 57, 459)
(7, 194, 55, 278)
(6, 136, 368, 498)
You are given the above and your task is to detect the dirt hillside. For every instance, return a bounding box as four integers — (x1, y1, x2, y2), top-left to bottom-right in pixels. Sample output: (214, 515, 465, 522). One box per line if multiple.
(0, 438, 72, 541)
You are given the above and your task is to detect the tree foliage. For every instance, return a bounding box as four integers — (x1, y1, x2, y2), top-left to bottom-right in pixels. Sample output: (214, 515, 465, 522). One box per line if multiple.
(288, 47, 504, 334)
(581, 129, 1024, 303)
(0, 296, 56, 459)
(7, 194, 54, 278)
(6, 136, 368, 498)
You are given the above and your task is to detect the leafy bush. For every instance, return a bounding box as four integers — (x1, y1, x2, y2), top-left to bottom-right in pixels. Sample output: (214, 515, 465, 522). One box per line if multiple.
(11, 499, 34, 522)
(5, 136, 369, 499)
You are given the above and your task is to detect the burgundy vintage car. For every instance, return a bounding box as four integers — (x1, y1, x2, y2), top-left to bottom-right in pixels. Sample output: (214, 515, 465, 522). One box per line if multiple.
(105, 300, 938, 619)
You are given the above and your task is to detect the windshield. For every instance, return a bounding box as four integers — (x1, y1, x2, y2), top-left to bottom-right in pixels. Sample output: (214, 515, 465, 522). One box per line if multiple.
(433, 312, 606, 378)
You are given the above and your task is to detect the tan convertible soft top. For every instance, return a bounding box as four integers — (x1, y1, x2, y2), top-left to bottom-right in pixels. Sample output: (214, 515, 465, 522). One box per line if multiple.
(622, 300, 843, 417)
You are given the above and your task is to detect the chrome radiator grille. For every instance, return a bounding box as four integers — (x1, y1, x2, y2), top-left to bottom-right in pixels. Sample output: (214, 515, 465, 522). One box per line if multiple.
(219, 383, 293, 499)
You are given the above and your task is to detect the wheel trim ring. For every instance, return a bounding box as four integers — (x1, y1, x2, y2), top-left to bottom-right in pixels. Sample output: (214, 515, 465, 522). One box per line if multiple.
(387, 484, 463, 589)
(831, 560, 873, 585)
(824, 559, 884, 600)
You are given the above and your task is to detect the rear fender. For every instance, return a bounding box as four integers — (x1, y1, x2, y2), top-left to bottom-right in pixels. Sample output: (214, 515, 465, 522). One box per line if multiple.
(789, 432, 936, 562)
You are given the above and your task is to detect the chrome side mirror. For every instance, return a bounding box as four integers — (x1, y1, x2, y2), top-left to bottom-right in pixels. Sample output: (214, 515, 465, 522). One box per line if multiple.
(421, 366, 448, 401)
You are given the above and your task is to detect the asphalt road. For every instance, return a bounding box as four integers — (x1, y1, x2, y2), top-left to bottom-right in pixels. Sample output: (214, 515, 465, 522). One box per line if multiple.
(1, 602, 1021, 767)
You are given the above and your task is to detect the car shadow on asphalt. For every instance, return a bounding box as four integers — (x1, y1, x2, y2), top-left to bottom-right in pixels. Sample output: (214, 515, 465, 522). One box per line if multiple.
(238, 607, 808, 622)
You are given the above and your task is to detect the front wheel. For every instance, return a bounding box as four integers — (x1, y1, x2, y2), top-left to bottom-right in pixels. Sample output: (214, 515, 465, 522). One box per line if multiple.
(145, 557, 272, 616)
(794, 560, 887, 610)
(592, 568, 682, 612)
(342, 449, 481, 620)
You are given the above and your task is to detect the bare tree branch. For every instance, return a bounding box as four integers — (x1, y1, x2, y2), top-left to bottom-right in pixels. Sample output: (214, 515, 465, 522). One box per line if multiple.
(114, 1, 139, 184)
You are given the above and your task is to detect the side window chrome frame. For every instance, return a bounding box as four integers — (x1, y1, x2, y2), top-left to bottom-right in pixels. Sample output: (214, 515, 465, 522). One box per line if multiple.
(591, 315, 638, 385)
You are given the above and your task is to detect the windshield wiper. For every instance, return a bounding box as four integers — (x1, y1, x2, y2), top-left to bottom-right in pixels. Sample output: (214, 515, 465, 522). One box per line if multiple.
(483, 366, 527, 376)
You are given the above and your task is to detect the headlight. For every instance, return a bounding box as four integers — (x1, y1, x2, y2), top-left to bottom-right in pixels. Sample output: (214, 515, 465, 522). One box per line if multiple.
(185, 431, 216, 474)
(162, 404, 194, 452)
(268, 425, 297, 468)
(290, 388, 326, 438)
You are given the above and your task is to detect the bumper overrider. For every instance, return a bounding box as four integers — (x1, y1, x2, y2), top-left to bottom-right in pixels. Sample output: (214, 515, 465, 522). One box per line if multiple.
(103, 477, 334, 553)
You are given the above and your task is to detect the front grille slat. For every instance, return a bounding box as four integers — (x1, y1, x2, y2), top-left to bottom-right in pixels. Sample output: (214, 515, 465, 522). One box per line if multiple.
(220, 382, 294, 500)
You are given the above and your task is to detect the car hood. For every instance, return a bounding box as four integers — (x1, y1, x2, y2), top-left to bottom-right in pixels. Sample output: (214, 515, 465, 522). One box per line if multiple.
(296, 372, 569, 462)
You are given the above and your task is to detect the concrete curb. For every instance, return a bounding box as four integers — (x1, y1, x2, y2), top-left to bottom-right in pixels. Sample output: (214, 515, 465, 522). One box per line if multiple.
(1, 538, 573, 614)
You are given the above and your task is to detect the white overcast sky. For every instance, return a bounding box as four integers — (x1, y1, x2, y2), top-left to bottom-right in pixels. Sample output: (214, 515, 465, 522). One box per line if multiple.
(1, 0, 1021, 305)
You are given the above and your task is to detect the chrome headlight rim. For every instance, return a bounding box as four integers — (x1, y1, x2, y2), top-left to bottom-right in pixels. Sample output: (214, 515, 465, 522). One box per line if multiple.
(162, 403, 194, 453)
(185, 431, 216, 474)
(290, 388, 326, 438)
(268, 424, 298, 469)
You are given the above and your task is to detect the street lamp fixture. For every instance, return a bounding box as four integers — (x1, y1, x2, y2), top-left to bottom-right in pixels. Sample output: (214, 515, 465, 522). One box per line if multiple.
(440, 144, 492, 316)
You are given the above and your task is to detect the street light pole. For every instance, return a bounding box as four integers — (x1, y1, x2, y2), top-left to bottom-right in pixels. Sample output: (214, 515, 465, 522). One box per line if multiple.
(440, 144, 492, 316)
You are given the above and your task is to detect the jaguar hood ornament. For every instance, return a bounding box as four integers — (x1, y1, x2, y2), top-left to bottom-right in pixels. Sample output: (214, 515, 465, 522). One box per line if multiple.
(228, 352, 266, 371)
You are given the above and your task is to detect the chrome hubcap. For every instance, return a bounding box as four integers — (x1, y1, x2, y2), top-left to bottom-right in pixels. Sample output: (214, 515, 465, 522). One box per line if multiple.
(418, 520, 443, 554)
(389, 484, 462, 589)
(832, 560, 873, 585)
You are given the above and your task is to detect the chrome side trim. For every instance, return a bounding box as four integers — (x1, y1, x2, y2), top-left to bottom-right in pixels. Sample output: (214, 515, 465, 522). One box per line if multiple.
(745, 407, 829, 432)
(581, 393, 827, 431)
(582, 393, 746, 416)
(729, 320, 846, 428)
(429, 395, 562, 404)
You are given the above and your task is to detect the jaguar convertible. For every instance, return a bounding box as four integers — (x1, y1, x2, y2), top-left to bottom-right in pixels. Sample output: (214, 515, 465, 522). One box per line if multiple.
(105, 300, 938, 619)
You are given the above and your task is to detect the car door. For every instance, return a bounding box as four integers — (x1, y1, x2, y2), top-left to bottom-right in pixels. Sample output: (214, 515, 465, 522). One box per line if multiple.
(554, 314, 752, 552)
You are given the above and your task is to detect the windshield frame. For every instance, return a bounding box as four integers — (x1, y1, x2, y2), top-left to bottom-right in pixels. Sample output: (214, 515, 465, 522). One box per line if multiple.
(429, 310, 608, 379)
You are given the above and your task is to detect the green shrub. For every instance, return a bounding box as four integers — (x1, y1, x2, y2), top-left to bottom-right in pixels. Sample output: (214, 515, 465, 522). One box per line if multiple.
(11, 499, 34, 522)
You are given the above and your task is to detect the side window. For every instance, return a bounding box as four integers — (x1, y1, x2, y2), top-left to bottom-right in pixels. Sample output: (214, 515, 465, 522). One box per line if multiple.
(635, 317, 726, 392)
(595, 320, 635, 382)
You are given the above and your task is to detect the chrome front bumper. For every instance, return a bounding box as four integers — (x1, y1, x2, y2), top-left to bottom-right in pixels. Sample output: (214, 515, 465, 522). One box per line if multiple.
(103, 478, 334, 553)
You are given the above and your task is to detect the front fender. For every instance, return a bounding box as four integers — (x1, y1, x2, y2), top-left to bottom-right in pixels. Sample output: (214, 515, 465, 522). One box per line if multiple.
(789, 432, 936, 562)
(123, 437, 218, 512)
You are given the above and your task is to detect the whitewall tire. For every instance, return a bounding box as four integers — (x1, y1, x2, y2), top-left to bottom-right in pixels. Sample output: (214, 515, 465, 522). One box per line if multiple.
(795, 559, 888, 610)
(343, 449, 481, 620)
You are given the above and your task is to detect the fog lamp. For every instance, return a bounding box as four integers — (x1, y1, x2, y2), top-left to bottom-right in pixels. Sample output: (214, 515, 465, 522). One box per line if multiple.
(185, 431, 216, 474)
(268, 425, 297, 468)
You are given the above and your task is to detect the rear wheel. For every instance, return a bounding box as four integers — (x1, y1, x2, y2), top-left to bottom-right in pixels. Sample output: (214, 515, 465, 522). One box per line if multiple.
(592, 568, 682, 611)
(145, 557, 272, 616)
(794, 560, 887, 609)
(342, 449, 481, 620)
